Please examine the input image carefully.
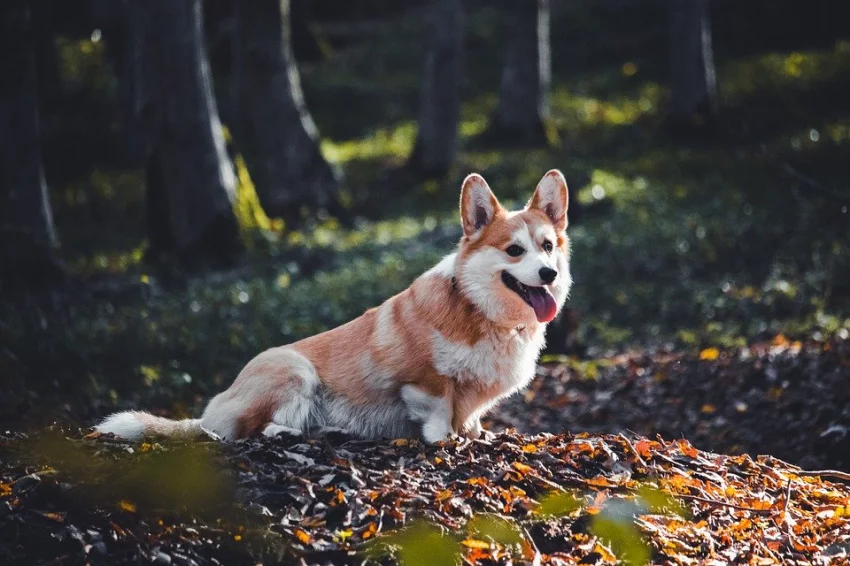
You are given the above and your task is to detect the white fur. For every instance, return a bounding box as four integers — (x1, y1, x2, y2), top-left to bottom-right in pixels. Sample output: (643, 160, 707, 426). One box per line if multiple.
(534, 224, 552, 243)
(357, 352, 395, 390)
(95, 412, 147, 440)
(553, 249, 573, 305)
(374, 301, 397, 350)
(264, 350, 319, 433)
(401, 385, 454, 443)
(321, 394, 415, 439)
(95, 412, 202, 440)
(262, 423, 302, 437)
(431, 327, 543, 390)
(423, 253, 457, 279)
(459, 247, 510, 321)
(201, 348, 318, 440)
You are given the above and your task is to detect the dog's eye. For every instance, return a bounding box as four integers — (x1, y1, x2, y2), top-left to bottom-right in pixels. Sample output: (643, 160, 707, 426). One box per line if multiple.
(542, 240, 553, 253)
(506, 244, 525, 257)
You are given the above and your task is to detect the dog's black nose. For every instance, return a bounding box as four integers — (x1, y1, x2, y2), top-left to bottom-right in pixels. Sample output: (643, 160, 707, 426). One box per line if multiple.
(539, 267, 558, 284)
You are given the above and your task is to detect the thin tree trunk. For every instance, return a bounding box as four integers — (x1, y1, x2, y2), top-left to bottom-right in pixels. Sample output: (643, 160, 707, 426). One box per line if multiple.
(131, 0, 240, 263)
(0, 0, 62, 287)
(670, 0, 718, 122)
(233, 0, 342, 217)
(486, 0, 552, 146)
(407, 0, 463, 177)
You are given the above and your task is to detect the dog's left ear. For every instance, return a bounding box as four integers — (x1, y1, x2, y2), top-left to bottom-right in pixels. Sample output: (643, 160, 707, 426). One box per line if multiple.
(527, 169, 569, 232)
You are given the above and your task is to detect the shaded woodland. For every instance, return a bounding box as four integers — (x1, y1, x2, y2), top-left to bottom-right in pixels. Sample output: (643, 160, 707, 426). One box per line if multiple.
(1, 0, 849, 564)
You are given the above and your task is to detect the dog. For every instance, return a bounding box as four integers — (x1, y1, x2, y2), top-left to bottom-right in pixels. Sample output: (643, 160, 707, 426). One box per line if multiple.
(96, 170, 572, 443)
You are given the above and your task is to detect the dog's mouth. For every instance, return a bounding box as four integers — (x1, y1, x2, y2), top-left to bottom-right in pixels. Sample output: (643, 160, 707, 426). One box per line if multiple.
(501, 272, 558, 323)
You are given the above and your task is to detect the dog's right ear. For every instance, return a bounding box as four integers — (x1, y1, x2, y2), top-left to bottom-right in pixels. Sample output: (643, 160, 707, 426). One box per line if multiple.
(460, 174, 501, 238)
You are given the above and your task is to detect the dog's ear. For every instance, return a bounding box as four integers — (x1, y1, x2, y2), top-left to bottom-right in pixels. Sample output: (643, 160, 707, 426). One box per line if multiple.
(528, 170, 569, 232)
(460, 173, 501, 237)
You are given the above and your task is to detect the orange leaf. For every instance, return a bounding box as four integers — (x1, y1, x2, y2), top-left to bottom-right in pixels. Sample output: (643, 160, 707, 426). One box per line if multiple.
(436, 489, 454, 501)
(361, 522, 378, 539)
(587, 476, 616, 488)
(118, 500, 137, 513)
(522, 444, 539, 453)
(634, 439, 654, 459)
(41, 511, 65, 522)
(294, 528, 313, 545)
(513, 462, 534, 474)
(699, 347, 720, 360)
(676, 439, 699, 458)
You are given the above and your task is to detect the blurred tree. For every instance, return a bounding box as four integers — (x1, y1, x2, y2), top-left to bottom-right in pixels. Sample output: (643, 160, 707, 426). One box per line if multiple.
(406, 0, 463, 177)
(124, 0, 241, 263)
(0, 0, 63, 287)
(670, 0, 718, 123)
(485, 0, 553, 146)
(232, 0, 342, 218)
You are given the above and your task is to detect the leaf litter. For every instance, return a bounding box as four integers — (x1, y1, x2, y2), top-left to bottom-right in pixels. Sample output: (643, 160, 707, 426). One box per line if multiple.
(1, 336, 849, 565)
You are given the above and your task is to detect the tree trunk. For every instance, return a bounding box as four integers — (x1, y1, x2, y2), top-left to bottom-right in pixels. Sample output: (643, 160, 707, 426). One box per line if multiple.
(125, 0, 240, 263)
(406, 0, 463, 177)
(486, 0, 552, 146)
(670, 0, 718, 123)
(0, 0, 62, 287)
(233, 0, 342, 218)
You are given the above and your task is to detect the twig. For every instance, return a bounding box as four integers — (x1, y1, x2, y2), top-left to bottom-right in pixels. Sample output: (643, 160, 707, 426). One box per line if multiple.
(754, 537, 782, 564)
(782, 478, 792, 514)
(522, 526, 542, 566)
(782, 163, 849, 201)
(787, 468, 850, 483)
(675, 493, 773, 514)
(618, 433, 648, 469)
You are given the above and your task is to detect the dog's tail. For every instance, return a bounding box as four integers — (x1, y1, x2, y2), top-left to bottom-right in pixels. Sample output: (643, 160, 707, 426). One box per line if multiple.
(95, 411, 203, 441)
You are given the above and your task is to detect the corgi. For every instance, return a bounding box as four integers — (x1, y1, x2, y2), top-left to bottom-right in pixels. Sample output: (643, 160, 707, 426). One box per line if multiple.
(96, 170, 572, 443)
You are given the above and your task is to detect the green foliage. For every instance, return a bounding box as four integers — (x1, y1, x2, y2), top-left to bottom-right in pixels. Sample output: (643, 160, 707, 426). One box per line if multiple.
(535, 490, 584, 518)
(364, 520, 460, 566)
(25, 435, 235, 515)
(466, 513, 524, 546)
(590, 515, 651, 566)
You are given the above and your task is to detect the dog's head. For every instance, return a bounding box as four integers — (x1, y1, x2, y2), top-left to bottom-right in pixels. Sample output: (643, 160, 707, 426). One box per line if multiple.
(455, 170, 572, 328)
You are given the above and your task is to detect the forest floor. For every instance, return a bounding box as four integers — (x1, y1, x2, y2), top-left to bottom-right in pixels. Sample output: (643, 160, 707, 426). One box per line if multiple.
(2, 336, 850, 565)
(2, 1, 850, 564)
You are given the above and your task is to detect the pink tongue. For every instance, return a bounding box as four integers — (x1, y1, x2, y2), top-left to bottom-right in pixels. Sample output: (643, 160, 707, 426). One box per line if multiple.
(528, 288, 557, 323)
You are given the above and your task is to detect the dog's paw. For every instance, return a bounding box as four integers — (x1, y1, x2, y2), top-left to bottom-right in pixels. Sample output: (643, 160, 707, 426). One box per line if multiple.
(262, 424, 303, 438)
(477, 428, 496, 441)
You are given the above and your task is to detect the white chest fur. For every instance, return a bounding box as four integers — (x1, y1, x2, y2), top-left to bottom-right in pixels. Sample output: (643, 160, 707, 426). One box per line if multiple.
(431, 327, 545, 392)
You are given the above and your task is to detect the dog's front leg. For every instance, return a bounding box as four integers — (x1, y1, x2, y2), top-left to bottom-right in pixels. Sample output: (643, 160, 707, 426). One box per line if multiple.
(459, 415, 496, 440)
(462, 416, 483, 438)
(400, 384, 454, 443)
